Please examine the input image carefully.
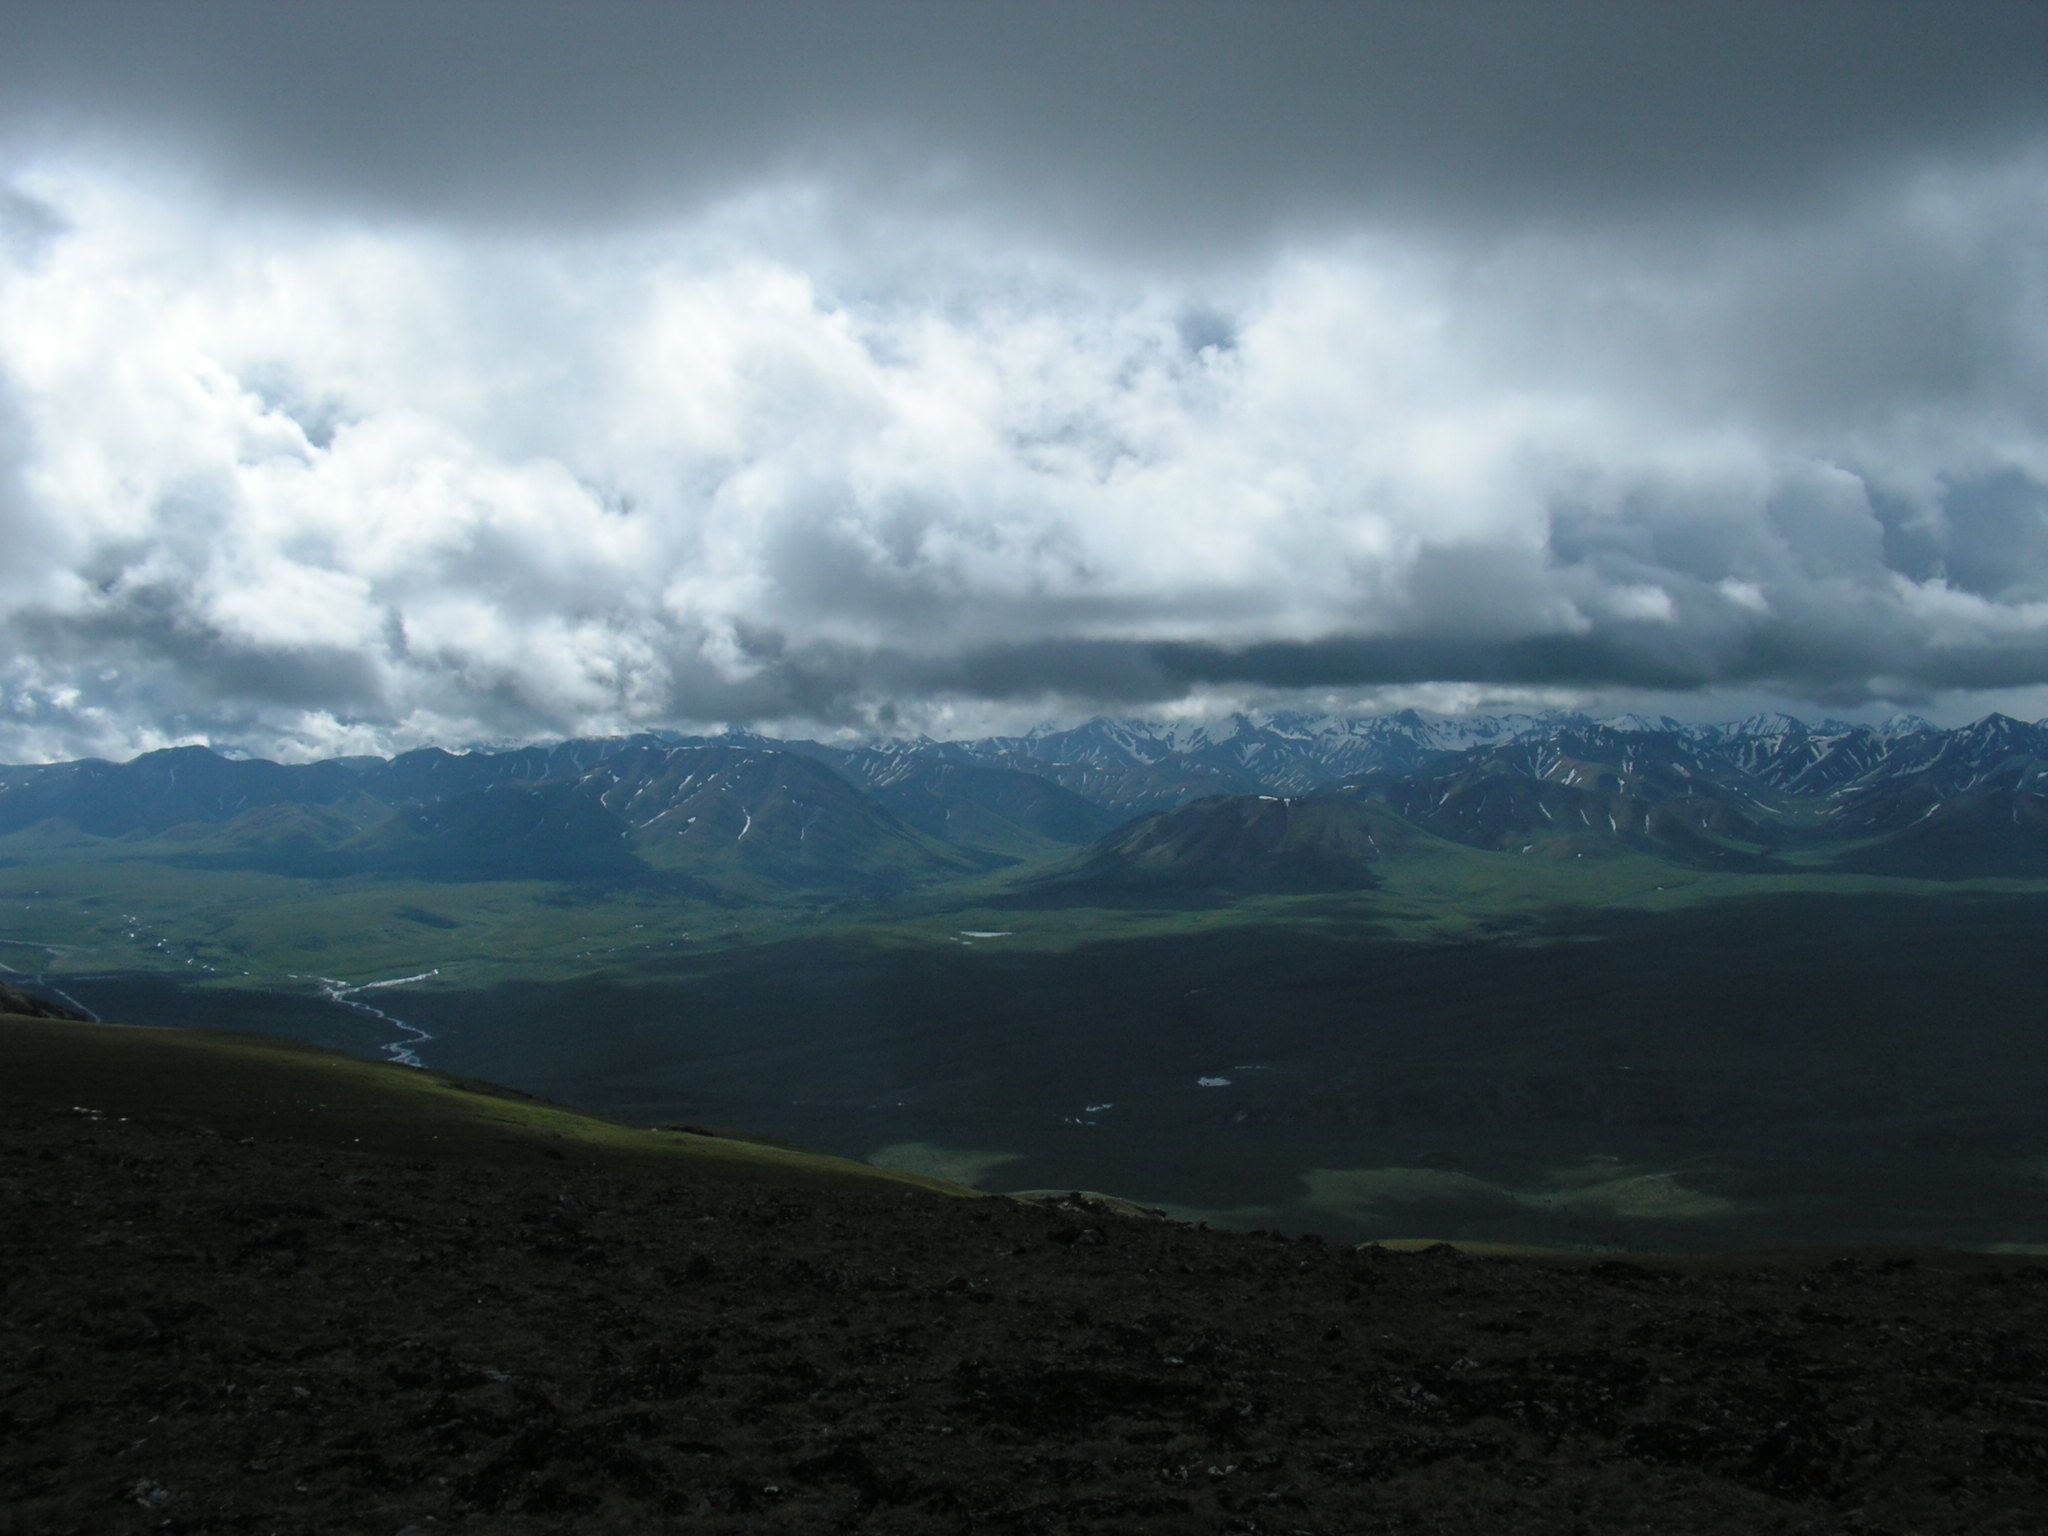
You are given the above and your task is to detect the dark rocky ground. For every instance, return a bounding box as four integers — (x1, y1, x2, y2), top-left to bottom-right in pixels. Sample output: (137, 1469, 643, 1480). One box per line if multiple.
(7, 1099, 2048, 1536)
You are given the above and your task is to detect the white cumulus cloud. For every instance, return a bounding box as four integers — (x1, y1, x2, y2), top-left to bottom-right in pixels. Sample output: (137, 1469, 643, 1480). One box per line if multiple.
(0, 142, 2046, 759)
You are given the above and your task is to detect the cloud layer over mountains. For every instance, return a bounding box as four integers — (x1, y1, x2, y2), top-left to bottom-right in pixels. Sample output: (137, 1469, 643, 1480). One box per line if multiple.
(2, 3, 2047, 760)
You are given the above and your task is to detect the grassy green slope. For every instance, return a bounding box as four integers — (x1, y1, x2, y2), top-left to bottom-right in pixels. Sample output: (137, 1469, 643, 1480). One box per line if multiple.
(859, 761, 1121, 860)
(0, 1011, 973, 1195)
(1014, 793, 1444, 900)
(1354, 756, 1784, 868)
(592, 744, 990, 894)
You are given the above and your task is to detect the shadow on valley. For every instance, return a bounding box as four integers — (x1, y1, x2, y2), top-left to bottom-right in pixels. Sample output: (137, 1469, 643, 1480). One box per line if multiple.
(64, 887, 2048, 1258)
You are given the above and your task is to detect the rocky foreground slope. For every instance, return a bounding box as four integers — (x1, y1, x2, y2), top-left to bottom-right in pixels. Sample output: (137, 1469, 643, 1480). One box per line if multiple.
(6, 1015, 2048, 1535)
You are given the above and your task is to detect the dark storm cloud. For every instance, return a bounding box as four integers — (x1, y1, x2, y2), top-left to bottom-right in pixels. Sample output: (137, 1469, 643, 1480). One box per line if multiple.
(1, 2, 2045, 241)
(1148, 626, 2040, 705)
(13, 594, 390, 716)
(0, 184, 66, 262)
(644, 606, 2048, 724)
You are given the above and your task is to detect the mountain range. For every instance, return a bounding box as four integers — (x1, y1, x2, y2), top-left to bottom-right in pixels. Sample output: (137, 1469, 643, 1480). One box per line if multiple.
(761, 708, 1942, 813)
(3, 709, 2045, 894)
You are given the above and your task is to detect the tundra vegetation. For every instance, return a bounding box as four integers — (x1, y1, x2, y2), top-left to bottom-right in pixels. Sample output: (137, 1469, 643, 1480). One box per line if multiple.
(4, 711, 2048, 1254)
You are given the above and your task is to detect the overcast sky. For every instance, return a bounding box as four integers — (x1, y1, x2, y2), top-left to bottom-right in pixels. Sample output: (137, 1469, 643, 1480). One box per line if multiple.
(3, 1, 2048, 760)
